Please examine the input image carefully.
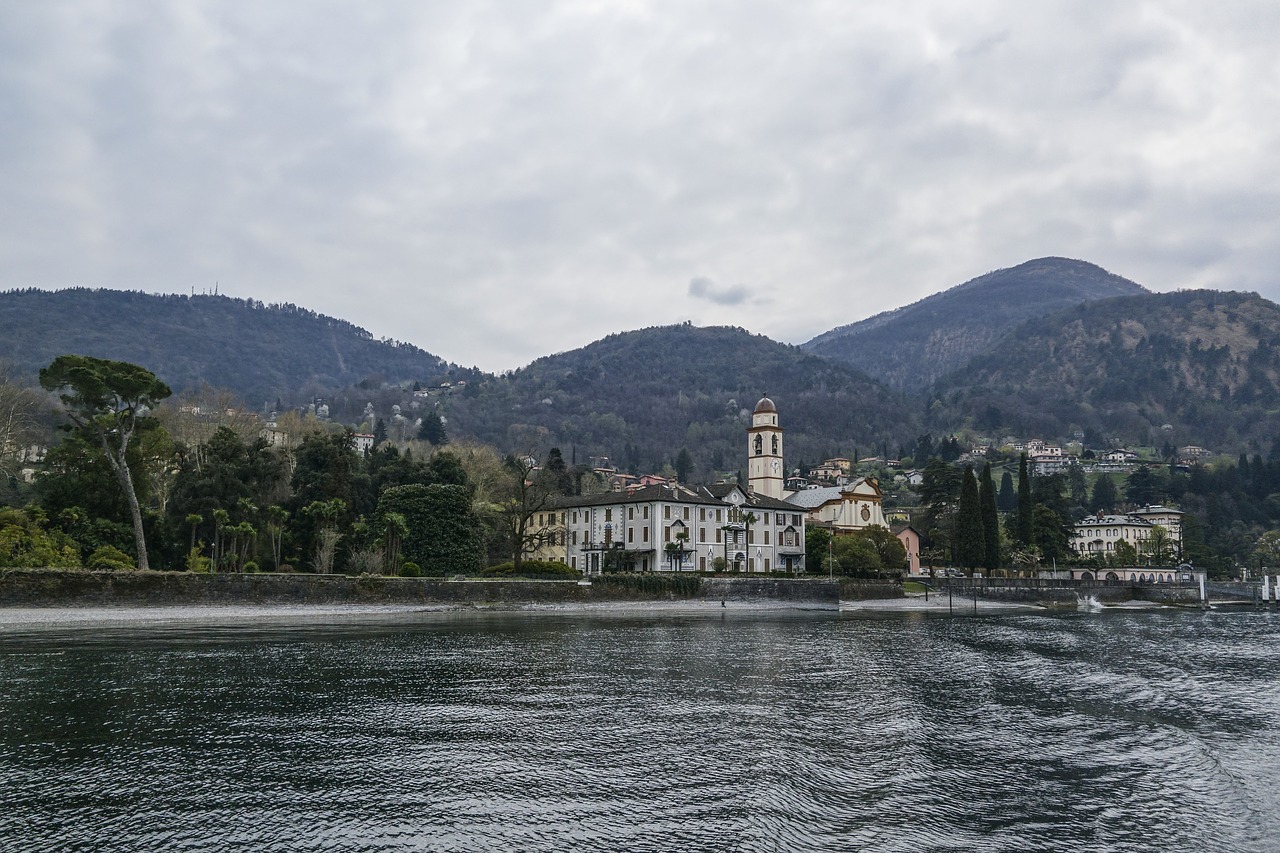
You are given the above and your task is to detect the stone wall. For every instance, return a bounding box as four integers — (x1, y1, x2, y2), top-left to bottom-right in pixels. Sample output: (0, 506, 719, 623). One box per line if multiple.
(0, 570, 845, 609)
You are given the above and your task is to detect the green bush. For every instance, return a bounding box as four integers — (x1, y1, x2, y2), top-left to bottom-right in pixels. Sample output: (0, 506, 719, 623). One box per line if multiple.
(185, 546, 212, 573)
(243, 561, 260, 573)
(481, 560, 581, 579)
(399, 561, 422, 577)
(88, 545, 136, 571)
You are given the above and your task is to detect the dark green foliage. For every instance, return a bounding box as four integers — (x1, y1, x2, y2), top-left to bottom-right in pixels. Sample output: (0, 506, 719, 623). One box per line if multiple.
(805, 526, 832, 573)
(87, 544, 135, 571)
(1090, 474, 1119, 513)
(39, 355, 172, 570)
(997, 471, 1016, 513)
(806, 258, 1146, 391)
(979, 463, 1000, 570)
(1125, 465, 1164, 507)
(399, 561, 422, 577)
(955, 466, 985, 569)
(0, 289, 448, 406)
(831, 535, 881, 576)
(481, 560, 580, 578)
(417, 410, 448, 445)
(593, 573, 703, 597)
(1015, 454, 1034, 548)
(927, 290, 1280, 451)
(375, 484, 483, 576)
(439, 324, 917, 485)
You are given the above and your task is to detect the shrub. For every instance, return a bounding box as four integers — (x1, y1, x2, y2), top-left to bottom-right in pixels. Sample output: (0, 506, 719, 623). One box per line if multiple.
(88, 545, 136, 571)
(243, 561, 260, 574)
(186, 546, 212, 574)
(399, 561, 422, 578)
(481, 560, 581, 579)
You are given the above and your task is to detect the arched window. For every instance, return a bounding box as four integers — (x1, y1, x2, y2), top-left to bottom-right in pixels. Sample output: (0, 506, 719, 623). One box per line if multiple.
(771, 435, 779, 454)
(754, 435, 763, 455)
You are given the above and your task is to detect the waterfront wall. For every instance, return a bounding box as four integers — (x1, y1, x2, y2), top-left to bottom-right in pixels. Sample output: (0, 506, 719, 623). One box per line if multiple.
(0, 570, 851, 609)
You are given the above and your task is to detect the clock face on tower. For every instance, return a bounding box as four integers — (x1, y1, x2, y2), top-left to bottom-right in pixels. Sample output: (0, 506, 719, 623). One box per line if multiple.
(771, 460, 780, 474)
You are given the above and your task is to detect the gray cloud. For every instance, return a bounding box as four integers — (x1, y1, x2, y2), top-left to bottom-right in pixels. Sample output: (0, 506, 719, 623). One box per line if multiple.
(2, 1, 1279, 371)
(689, 276, 751, 306)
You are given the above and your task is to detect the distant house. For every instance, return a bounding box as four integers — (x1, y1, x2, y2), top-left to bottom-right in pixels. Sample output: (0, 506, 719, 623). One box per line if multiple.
(1102, 449, 1138, 464)
(893, 524, 922, 575)
(352, 433, 375, 454)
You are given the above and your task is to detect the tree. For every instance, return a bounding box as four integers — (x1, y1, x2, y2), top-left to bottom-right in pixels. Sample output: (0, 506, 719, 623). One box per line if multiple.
(39, 356, 172, 570)
(1014, 453, 1034, 548)
(997, 471, 1017, 513)
(492, 453, 565, 572)
(955, 465, 984, 571)
(853, 525, 907, 574)
(1125, 465, 1164, 508)
(805, 526, 833, 575)
(1143, 524, 1174, 565)
(979, 462, 1000, 570)
(831, 534, 881, 576)
(0, 367, 46, 485)
(674, 448, 693, 483)
(417, 410, 448, 445)
(375, 484, 484, 576)
(1090, 474, 1119, 514)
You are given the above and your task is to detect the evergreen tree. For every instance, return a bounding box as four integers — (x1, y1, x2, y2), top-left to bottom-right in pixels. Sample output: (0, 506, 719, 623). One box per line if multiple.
(373, 418, 387, 447)
(417, 410, 448, 445)
(1015, 453, 1034, 547)
(674, 448, 693, 483)
(979, 462, 1000, 570)
(955, 465, 984, 570)
(1125, 464, 1162, 507)
(1090, 474, 1118, 514)
(997, 470, 1016, 513)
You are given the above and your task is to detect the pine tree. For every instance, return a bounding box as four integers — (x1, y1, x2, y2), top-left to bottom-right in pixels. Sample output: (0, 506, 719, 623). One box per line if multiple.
(956, 465, 985, 570)
(980, 462, 1000, 570)
(1015, 453, 1034, 547)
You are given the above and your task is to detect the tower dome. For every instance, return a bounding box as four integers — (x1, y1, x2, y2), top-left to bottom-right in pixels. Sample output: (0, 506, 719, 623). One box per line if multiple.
(753, 395, 776, 414)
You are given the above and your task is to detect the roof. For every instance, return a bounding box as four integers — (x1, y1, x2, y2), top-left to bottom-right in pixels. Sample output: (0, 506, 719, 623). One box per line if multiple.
(753, 395, 776, 414)
(786, 486, 843, 508)
(702, 483, 796, 511)
(551, 484, 725, 510)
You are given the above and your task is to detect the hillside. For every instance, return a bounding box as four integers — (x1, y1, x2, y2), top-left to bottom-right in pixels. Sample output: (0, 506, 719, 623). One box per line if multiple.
(926, 290, 1280, 450)
(439, 324, 919, 477)
(804, 258, 1148, 391)
(0, 288, 450, 407)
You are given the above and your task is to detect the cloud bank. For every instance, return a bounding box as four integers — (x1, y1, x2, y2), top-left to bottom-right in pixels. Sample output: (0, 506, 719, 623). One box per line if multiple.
(2, 1, 1278, 371)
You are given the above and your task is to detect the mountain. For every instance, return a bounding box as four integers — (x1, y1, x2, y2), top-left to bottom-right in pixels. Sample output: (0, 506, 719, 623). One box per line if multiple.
(439, 324, 919, 477)
(0, 288, 450, 407)
(803, 257, 1148, 391)
(926, 289, 1280, 450)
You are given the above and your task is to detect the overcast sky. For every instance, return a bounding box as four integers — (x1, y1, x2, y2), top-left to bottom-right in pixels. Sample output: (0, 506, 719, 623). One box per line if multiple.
(3, 2, 1278, 372)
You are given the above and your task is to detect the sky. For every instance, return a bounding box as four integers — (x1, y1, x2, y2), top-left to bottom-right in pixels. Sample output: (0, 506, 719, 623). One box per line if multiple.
(3, 2, 1279, 373)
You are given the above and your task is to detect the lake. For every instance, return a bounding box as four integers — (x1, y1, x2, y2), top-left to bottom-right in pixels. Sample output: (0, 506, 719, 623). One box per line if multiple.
(1, 606, 1277, 852)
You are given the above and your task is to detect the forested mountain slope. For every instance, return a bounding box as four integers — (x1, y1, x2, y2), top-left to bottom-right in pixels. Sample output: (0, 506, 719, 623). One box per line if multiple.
(0, 288, 449, 407)
(441, 324, 918, 477)
(804, 258, 1147, 391)
(927, 290, 1280, 450)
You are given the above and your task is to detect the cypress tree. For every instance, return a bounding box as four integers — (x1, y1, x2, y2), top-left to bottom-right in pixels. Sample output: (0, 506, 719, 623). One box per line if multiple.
(1016, 453, 1034, 547)
(956, 465, 985, 570)
(998, 470, 1016, 513)
(980, 462, 1000, 570)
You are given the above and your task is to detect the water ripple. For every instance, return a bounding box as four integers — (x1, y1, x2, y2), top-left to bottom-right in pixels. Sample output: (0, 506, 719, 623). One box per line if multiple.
(1, 610, 1277, 851)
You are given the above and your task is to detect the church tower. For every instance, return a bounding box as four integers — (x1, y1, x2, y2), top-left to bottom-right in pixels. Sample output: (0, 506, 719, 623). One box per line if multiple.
(747, 395, 784, 499)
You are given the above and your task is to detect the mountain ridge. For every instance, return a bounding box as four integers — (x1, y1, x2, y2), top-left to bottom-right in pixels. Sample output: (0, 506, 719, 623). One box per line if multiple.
(803, 257, 1149, 390)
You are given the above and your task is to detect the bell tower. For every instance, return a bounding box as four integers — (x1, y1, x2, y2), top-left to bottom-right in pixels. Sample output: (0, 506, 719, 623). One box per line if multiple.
(747, 395, 783, 499)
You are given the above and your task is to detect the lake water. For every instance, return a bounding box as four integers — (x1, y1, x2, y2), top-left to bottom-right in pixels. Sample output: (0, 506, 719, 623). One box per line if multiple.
(1, 606, 1277, 852)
